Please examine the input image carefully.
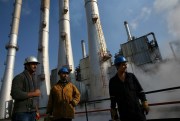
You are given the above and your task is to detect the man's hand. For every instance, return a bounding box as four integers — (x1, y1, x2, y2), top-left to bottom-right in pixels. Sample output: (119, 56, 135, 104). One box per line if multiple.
(36, 112, 40, 120)
(110, 108, 119, 120)
(70, 100, 76, 107)
(142, 101, 150, 115)
(34, 89, 41, 97)
(28, 89, 41, 97)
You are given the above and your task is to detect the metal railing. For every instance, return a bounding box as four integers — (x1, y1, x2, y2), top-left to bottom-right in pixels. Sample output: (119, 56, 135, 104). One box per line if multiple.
(75, 86, 180, 121)
(6, 86, 180, 120)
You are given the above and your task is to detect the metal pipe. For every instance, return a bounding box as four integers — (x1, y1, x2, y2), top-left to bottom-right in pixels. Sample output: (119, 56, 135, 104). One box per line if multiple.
(85, 102, 89, 121)
(75, 100, 180, 114)
(124, 21, 133, 41)
(84, 0, 111, 100)
(36, 0, 51, 112)
(58, 0, 75, 82)
(0, 0, 22, 119)
(169, 41, 177, 60)
(81, 40, 87, 58)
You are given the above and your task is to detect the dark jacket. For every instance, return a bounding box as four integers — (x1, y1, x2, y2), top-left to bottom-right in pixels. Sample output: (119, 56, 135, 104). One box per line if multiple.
(46, 81, 80, 119)
(109, 72, 146, 121)
(11, 70, 39, 113)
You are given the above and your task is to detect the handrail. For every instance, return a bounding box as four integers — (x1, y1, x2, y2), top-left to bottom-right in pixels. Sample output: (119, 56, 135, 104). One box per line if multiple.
(74, 85, 180, 121)
(75, 100, 180, 114)
(81, 86, 180, 104)
(149, 100, 180, 106)
(145, 86, 180, 94)
(76, 108, 110, 114)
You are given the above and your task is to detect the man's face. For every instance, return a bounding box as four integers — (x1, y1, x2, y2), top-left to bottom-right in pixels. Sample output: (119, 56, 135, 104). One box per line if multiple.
(118, 62, 127, 72)
(26, 62, 38, 73)
(59, 72, 69, 81)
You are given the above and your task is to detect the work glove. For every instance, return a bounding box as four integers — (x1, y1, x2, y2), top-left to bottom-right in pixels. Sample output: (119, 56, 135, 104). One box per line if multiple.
(110, 108, 119, 120)
(70, 100, 76, 107)
(142, 101, 150, 115)
(35, 112, 40, 121)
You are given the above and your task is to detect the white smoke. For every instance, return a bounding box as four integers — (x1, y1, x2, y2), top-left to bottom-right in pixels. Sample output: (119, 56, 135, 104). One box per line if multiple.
(153, 0, 180, 59)
(127, 1, 180, 118)
(167, 6, 180, 38)
(131, 7, 152, 30)
(134, 59, 180, 119)
(132, 60, 180, 91)
(154, 0, 180, 39)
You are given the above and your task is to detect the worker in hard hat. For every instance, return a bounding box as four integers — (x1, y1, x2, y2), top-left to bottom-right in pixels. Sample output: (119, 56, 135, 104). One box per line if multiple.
(109, 56, 149, 121)
(46, 67, 80, 121)
(11, 56, 41, 121)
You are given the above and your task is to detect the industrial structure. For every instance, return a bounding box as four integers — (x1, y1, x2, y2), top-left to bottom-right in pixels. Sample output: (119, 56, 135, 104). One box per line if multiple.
(0, 0, 22, 118)
(57, 0, 75, 80)
(78, 0, 112, 100)
(120, 21, 162, 67)
(0, 0, 180, 120)
(36, 0, 51, 112)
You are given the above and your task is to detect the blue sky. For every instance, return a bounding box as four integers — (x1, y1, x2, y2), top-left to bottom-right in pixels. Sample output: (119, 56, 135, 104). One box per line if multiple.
(0, 0, 180, 80)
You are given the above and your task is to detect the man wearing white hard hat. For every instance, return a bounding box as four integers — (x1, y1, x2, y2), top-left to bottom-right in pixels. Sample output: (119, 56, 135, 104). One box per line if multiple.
(11, 56, 41, 121)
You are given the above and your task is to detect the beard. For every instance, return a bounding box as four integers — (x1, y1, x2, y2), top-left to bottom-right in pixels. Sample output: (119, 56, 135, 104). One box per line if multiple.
(60, 77, 68, 82)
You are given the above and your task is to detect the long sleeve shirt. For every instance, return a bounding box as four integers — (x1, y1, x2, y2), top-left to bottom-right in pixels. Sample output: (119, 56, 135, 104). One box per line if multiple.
(109, 72, 147, 120)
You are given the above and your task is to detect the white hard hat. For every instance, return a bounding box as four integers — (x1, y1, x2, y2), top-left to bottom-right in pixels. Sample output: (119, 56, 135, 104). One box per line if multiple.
(24, 56, 40, 65)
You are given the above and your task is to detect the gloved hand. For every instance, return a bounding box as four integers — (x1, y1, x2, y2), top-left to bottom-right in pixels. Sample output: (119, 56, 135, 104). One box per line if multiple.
(36, 112, 40, 120)
(70, 100, 76, 107)
(142, 101, 150, 115)
(110, 108, 119, 120)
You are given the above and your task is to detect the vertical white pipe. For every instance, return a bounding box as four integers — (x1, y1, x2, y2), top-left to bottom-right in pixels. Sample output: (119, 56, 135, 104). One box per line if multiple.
(81, 40, 87, 58)
(0, 0, 22, 119)
(36, 0, 51, 111)
(84, 0, 111, 100)
(58, 0, 75, 82)
(124, 21, 133, 41)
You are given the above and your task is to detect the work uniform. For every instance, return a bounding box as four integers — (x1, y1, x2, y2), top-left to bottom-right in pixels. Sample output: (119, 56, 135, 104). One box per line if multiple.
(109, 72, 147, 121)
(11, 70, 39, 121)
(46, 80, 80, 120)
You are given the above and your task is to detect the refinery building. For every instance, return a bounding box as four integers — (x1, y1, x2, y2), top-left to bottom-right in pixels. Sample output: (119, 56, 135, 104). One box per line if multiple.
(0, 0, 180, 121)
